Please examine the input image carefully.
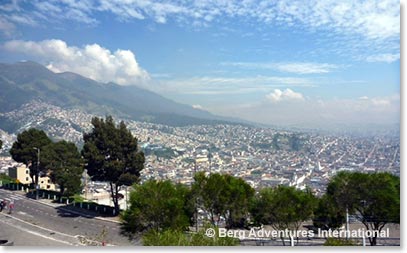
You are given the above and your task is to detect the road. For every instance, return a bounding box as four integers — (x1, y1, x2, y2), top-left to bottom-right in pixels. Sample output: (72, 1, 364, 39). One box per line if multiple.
(0, 189, 136, 246)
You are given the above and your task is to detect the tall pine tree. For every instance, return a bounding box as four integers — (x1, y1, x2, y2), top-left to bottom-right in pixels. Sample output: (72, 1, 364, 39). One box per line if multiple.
(82, 116, 145, 214)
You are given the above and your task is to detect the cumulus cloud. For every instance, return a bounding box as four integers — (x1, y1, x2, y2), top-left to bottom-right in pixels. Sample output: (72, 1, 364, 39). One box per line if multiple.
(266, 89, 304, 103)
(0, 1, 398, 64)
(3, 39, 150, 86)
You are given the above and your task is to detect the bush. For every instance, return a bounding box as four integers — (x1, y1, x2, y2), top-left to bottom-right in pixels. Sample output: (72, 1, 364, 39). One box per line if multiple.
(323, 238, 356, 246)
(0, 173, 13, 184)
(72, 194, 85, 203)
(142, 228, 240, 246)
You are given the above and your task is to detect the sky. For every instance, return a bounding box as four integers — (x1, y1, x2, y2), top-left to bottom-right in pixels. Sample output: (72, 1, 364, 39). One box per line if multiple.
(0, 0, 400, 130)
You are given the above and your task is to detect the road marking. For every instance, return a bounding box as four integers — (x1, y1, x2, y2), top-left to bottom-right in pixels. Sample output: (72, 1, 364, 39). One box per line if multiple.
(10, 196, 23, 200)
(17, 211, 34, 218)
(0, 212, 77, 239)
(0, 217, 75, 246)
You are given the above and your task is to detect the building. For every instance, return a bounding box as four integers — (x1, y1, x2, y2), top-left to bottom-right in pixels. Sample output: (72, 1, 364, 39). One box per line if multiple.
(38, 176, 56, 190)
(8, 164, 31, 184)
(8, 164, 56, 190)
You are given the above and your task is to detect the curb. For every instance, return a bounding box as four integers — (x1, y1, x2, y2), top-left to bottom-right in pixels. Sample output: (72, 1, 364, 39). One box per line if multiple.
(0, 188, 121, 224)
(37, 200, 122, 224)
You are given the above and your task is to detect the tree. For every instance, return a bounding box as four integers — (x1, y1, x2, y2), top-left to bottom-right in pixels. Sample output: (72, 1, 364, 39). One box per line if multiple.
(355, 173, 399, 246)
(326, 171, 361, 216)
(327, 172, 399, 246)
(223, 174, 255, 228)
(251, 186, 316, 245)
(120, 180, 193, 236)
(41, 141, 84, 196)
(192, 172, 254, 229)
(82, 116, 145, 214)
(9, 128, 52, 185)
(313, 194, 345, 231)
(0, 139, 2, 150)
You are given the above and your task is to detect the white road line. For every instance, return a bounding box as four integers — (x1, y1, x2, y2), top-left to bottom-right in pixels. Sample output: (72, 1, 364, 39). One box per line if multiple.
(17, 211, 34, 218)
(10, 196, 23, 200)
(0, 212, 77, 239)
(0, 217, 76, 246)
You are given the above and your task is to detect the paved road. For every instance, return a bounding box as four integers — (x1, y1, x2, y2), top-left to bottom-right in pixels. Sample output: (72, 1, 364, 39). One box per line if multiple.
(0, 189, 136, 246)
(0, 214, 69, 246)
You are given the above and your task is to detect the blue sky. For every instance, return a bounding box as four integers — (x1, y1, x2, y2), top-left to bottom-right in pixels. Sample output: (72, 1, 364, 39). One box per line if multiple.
(0, 0, 400, 129)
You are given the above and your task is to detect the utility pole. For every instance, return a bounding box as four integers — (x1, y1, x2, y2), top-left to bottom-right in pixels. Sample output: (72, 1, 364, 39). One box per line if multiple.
(194, 159, 198, 232)
(33, 147, 40, 200)
(208, 149, 212, 175)
(125, 186, 128, 210)
(345, 206, 349, 240)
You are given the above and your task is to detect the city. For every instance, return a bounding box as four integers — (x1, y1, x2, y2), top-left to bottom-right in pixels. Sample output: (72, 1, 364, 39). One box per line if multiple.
(0, 100, 400, 196)
(0, 0, 400, 249)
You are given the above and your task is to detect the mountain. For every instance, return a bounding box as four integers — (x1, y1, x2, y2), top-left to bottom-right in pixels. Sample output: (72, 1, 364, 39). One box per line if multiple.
(0, 61, 244, 127)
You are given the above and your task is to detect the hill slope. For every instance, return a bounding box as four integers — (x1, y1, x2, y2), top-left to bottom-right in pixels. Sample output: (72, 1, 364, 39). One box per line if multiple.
(0, 61, 240, 126)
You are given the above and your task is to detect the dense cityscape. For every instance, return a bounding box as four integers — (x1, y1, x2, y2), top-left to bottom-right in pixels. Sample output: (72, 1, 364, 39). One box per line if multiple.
(0, 101, 400, 197)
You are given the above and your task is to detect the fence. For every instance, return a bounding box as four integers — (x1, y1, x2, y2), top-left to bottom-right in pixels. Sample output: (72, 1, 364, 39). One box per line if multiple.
(240, 237, 400, 246)
(1, 182, 119, 216)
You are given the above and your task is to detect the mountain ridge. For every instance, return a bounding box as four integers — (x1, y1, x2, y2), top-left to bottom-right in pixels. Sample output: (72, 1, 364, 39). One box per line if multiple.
(0, 61, 247, 127)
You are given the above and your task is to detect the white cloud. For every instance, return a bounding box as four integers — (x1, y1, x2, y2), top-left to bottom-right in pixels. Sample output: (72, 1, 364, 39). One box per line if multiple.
(0, 1, 399, 42)
(266, 88, 304, 103)
(156, 76, 314, 95)
(0, 16, 15, 37)
(366, 53, 400, 63)
(192, 104, 203, 109)
(276, 63, 339, 74)
(3, 39, 150, 86)
(0, 1, 398, 65)
(224, 62, 339, 74)
(214, 94, 399, 130)
(371, 98, 391, 106)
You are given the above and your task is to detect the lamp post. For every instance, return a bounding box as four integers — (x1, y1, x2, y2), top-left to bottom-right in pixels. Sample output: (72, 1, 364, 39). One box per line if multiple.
(194, 158, 199, 232)
(33, 147, 40, 200)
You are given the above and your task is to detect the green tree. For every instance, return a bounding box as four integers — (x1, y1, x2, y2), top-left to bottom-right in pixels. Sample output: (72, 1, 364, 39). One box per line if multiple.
(120, 180, 192, 237)
(251, 186, 316, 245)
(313, 194, 345, 231)
(41, 141, 84, 196)
(326, 171, 361, 216)
(82, 116, 145, 214)
(9, 128, 52, 185)
(192, 172, 254, 229)
(327, 172, 400, 246)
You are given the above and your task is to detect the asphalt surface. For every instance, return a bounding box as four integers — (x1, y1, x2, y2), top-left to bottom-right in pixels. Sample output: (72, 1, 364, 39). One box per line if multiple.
(0, 189, 136, 246)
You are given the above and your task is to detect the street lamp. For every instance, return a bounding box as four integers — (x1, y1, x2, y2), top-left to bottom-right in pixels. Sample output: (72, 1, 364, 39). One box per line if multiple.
(33, 147, 40, 200)
(194, 157, 199, 232)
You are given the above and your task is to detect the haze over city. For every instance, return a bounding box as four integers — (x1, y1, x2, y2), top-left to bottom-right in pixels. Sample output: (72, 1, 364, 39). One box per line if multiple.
(0, 0, 400, 130)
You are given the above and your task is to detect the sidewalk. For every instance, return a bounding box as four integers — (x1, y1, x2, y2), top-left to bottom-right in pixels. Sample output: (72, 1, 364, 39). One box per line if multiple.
(37, 198, 121, 224)
(1, 188, 121, 224)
